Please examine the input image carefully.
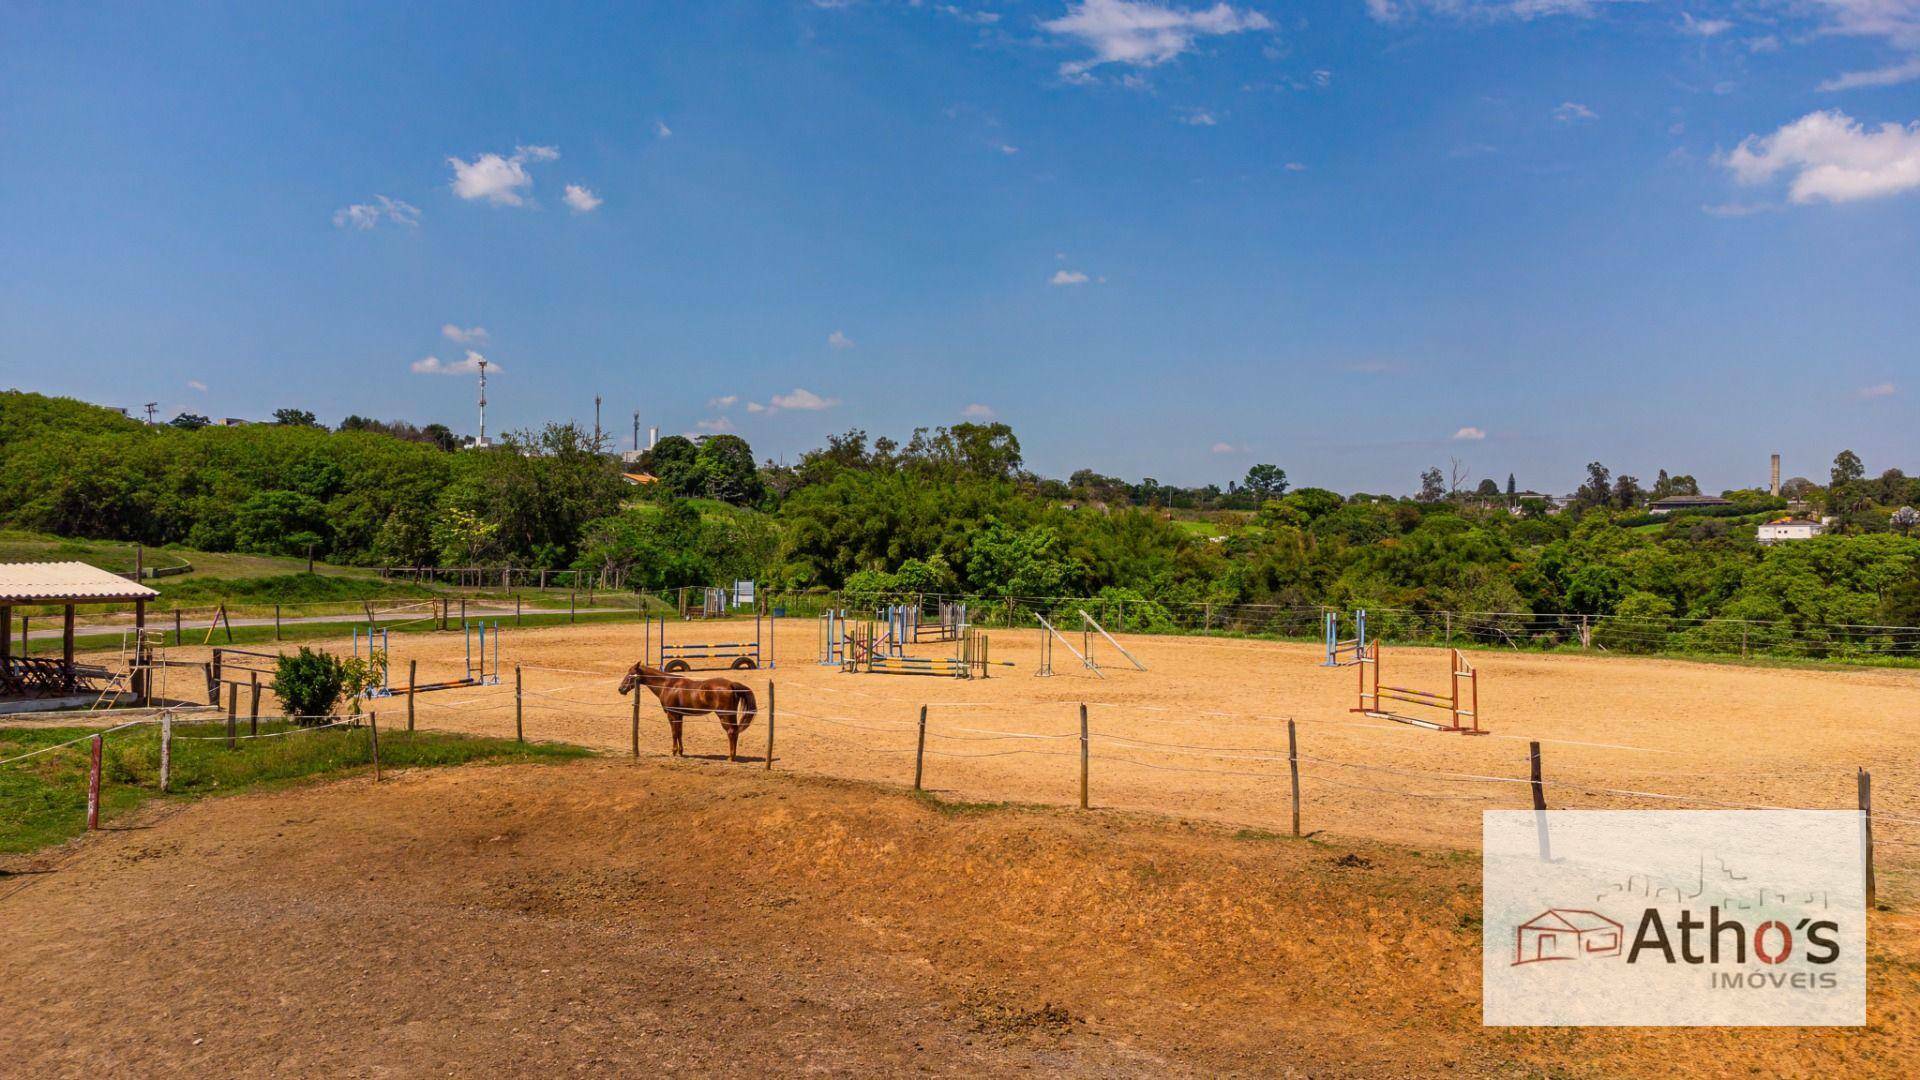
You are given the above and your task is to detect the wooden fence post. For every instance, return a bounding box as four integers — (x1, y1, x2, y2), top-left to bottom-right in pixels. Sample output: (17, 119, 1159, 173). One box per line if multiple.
(407, 660, 417, 732)
(1860, 768, 1876, 909)
(159, 713, 172, 794)
(765, 682, 776, 770)
(913, 705, 927, 791)
(248, 671, 260, 736)
(1288, 719, 1301, 837)
(369, 711, 381, 783)
(1079, 703, 1090, 810)
(570, 591, 577, 623)
(515, 665, 524, 744)
(174, 608, 182, 646)
(1529, 741, 1547, 811)
(226, 682, 238, 749)
(515, 593, 522, 627)
(273, 604, 281, 641)
(86, 733, 103, 831)
(631, 689, 640, 759)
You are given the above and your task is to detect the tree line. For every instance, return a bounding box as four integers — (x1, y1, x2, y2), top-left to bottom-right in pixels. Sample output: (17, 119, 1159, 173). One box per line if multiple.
(3, 390, 1916, 649)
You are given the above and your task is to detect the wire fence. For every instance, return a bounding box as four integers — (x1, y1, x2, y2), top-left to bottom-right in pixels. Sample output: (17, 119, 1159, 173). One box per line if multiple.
(391, 664, 1913, 906)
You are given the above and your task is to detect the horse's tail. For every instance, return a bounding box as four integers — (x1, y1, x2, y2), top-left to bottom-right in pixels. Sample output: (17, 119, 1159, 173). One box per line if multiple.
(731, 685, 757, 732)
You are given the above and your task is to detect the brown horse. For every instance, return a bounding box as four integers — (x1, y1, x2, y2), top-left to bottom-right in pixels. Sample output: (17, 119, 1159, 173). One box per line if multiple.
(618, 662, 757, 762)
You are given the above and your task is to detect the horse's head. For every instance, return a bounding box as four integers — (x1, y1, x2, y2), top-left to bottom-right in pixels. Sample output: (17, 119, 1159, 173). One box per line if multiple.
(618, 662, 659, 696)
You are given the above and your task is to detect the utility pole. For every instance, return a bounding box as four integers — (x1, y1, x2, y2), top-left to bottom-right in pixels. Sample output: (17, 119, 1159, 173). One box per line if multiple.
(143, 402, 158, 425)
(594, 395, 603, 452)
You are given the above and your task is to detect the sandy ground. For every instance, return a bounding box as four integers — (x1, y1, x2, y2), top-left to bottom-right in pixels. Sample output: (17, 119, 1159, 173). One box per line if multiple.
(4, 759, 1917, 1077)
(111, 617, 1920, 896)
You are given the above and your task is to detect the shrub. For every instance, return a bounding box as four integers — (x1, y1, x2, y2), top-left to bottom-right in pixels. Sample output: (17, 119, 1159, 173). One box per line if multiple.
(275, 647, 345, 722)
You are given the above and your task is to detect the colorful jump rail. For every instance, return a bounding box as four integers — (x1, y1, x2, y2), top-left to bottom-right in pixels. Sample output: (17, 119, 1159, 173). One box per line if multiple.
(1352, 639, 1485, 735)
(643, 610, 773, 673)
(841, 625, 1001, 678)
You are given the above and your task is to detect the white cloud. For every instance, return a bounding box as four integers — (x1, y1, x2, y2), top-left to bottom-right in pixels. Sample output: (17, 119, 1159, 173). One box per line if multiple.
(1821, 55, 1920, 91)
(1210, 441, 1247, 454)
(654, 120, 673, 138)
(332, 195, 420, 230)
(562, 184, 603, 212)
(708, 394, 739, 408)
(1680, 13, 1732, 36)
(1747, 34, 1782, 53)
(1553, 101, 1598, 123)
(828, 330, 856, 349)
(187, 379, 207, 392)
(1701, 201, 1773, 217)
(745, 401, 768, 414)
(770, 387, 838, 410)
(1050, 269, 1091, 285)
(1859, 381, 1898, 398)
(938, 4, 1001, 23)
(962, 403, 997, 420)
(411, 350, 495, 375)
(998, 143, 1021, 154)
(1041, 0, 1272, 77)
(1451, 426, 1487, 441)
(696, 416, 735, 432)
(1723, 110, 1920, 203)
(1284, 161, 1308, 171)
(447, 145, 560, 207)
(442, 324, 489, 345)
(1368, 0, 1635, 23)
(1179, 109, 1220, 126)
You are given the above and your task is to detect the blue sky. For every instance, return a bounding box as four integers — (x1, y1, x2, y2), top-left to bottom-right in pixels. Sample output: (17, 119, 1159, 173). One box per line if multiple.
(1, 1, 1915, 495)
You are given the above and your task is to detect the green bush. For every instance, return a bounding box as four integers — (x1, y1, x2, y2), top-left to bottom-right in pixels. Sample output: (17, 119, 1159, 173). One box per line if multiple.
(275, 647, 345, 721)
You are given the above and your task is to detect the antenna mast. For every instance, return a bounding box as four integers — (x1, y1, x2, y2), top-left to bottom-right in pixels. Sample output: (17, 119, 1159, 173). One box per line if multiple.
(476, 358, 489, 448)
(632, 410, 640, 452)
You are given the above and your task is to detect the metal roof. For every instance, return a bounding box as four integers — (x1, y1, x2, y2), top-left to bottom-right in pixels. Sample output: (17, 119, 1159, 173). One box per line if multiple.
(0, 562, 161, 603)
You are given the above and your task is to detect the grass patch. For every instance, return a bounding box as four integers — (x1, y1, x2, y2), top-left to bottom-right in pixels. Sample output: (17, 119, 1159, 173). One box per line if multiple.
(0, 722, 590, 854)
(152, 574, 436, 606)
(909, 789, 1019, 817)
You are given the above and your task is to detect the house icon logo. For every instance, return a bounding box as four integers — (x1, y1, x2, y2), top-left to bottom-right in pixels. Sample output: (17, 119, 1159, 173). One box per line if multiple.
(1512, 909, 1624, 966)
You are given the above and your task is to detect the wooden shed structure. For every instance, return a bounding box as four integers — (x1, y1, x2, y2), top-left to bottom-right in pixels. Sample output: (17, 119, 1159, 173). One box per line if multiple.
(0, 562, 158, 704)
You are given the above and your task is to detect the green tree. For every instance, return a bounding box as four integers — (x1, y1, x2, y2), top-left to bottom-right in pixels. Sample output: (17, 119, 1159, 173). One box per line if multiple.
(1244, 464, 1289, 499)
(641, 434, 700, 494)
(233, 490, 329, 556)
(273, 408, 322, 428)
(691, 434, 762, 504)
(1417, 467, 1446, 503)
(169, 413, 210, 430)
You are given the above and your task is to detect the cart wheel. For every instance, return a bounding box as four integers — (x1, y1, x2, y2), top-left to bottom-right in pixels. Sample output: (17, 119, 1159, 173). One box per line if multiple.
(731, 657, 759, 670)
(664, 659, 691, 673)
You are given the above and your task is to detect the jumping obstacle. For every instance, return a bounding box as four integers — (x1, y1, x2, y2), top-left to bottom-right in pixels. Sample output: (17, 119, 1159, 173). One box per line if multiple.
(1351, 640, 1483, 734)
(374, 619, 500, 696)
(843, 626, 1002, 678)
(1079, 610, 1146, 672)
(817, 609, 849, 666)
(645, 610, 773, 673)
(678, 586, 727, 620)
(1323, 608, 1368, 667)
(1033, 613, 1102, 679)
(900, 600, 968, 643)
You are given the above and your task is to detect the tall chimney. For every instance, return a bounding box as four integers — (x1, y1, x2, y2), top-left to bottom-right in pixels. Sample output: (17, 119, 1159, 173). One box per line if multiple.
(648, 426, 658, 449)
(1770, 453, 1781, 497)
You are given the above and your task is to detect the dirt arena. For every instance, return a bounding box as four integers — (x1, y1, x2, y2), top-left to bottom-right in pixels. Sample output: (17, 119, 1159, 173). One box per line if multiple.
(117, 617, 1920, 889)
(5, 760, 1917, 1076)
